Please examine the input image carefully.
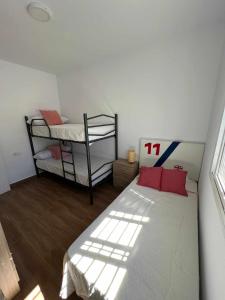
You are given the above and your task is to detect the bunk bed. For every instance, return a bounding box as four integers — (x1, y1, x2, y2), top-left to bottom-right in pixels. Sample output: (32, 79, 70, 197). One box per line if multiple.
(25, 113, 118, 204)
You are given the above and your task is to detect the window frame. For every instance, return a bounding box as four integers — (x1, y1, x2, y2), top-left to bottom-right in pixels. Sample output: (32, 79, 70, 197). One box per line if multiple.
(211, 109, 225, 221)
(213, 137, 225, 209)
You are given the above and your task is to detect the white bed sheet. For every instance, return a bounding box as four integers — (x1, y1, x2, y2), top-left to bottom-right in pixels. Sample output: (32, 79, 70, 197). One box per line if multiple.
(60, 178, 199, 300)
(36, 153, 112, 186)
(32, 124, 115, 142)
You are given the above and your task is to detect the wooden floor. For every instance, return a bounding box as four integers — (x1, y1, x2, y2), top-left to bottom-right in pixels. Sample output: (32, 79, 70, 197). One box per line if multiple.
(0, 174, 119, 300)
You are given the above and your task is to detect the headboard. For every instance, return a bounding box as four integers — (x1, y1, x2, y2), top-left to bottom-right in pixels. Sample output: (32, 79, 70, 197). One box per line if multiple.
(139, 138, 205, 181)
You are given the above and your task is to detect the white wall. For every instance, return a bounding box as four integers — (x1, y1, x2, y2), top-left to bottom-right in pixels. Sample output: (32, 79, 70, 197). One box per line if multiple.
(58, 25, 225, 158)
(198, 42, 225, 300)
(0, 146, 10, 194)
(0, 60, 60, 184)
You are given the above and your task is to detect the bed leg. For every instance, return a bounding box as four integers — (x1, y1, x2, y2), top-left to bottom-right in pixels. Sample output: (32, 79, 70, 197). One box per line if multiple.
(36, 167, 40, 177)
(33, 159, 40, 177)
(89, 188, 94, 205)
(115, 113, 118, 160)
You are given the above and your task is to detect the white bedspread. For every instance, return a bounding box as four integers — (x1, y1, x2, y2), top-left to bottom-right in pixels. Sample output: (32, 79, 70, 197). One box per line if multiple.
(36, 153, 112, 186)
(60, 178, 199, 300)
(32, 124, 115, 142)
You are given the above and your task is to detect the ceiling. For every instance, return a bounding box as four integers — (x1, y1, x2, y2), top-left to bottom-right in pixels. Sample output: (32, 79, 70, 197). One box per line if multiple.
(0, 0, 225, 74)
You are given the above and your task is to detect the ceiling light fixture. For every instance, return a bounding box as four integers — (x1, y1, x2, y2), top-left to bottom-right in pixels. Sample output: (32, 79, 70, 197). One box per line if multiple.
(26, 1, 53, 22)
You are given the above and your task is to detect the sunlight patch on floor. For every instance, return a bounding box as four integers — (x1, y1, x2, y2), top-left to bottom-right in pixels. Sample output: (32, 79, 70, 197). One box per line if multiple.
(24, 285, 44, 300)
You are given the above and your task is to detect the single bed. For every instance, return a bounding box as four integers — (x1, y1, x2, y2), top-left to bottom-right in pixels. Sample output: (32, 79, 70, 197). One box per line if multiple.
(31, 124, 115, 142)
(36, 153, 112, 186)
(60, 177, 199, 300)
(59, 139, 204, 299)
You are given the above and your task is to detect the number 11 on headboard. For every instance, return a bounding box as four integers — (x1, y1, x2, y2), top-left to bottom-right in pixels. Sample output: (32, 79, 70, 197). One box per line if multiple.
(145, 143, 160, 156)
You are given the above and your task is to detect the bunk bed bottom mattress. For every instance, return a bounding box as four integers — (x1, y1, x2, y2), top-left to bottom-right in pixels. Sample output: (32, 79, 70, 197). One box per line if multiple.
(36, 153, 112, 186)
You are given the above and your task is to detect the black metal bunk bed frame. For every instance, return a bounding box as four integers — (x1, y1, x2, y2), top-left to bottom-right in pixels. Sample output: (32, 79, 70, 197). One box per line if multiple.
(24, 113, 118, 205)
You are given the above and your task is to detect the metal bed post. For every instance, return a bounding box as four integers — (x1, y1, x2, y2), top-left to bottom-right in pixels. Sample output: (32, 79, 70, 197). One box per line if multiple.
(24, 116, 40, 177)
(83, 113, 94, 205)
(115, 114, 118, 160)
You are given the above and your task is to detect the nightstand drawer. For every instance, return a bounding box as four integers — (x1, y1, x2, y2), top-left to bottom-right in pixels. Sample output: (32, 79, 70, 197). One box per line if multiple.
(114, 162, 135, 170)
(113, 159, 138, 190)
(113, 179, 130, 190)
(114, 175, 132, 186)
(113, 167, 137, 177)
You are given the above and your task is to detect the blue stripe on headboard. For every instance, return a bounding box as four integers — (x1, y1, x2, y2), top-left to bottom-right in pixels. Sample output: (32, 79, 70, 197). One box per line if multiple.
(154, 141, 180, 167)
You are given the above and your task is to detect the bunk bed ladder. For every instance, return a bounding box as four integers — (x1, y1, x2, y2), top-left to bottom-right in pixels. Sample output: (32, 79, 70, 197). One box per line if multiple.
(60, 142, 76, 182)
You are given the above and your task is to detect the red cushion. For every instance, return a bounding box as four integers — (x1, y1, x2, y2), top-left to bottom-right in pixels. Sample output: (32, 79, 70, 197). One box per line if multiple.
(137, 166, 163, 190)
(48, 145, 61, 160)
(40, 110, 63, 125)
(160, 168, 188, 196)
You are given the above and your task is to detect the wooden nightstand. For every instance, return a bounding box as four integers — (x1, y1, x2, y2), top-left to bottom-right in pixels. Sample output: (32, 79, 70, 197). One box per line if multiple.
(113, 159, 139, 190)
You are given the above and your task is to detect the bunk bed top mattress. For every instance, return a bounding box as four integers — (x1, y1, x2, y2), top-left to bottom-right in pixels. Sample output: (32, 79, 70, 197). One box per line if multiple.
(60, 178, 199, 300)
(32, 124, 115, 142)
(36, 153, 112, 186)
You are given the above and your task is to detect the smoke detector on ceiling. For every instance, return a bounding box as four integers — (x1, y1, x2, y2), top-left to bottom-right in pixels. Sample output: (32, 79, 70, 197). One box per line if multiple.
(26, 1, 53, 22)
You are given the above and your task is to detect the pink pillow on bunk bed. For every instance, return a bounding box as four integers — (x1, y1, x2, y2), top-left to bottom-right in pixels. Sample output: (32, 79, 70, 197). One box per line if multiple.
(48, 145, 61, 160)
(40, 110, 63, 125)
(160, 168, 188, 196)
(137, 166, 163, 190)
(48, 145, 71, 160)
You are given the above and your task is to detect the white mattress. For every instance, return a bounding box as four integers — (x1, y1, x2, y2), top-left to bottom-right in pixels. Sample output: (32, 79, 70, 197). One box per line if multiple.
(36, 153, 112, 186)
(60, 178, 199, 300)
(32, 124, 115, 142)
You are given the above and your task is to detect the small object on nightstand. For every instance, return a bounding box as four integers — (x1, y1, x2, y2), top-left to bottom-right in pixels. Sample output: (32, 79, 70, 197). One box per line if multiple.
(113, 159, 139, 190)
(127, 148, 136, 163)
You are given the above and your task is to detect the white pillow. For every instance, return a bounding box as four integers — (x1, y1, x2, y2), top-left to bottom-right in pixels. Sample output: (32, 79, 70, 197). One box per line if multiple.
(27, 115, 69, 125)
(61, 116, 69, 123)
(27, 116, 45, 125)
(185, 177, 198, 193)
(33, 150, 52, 160)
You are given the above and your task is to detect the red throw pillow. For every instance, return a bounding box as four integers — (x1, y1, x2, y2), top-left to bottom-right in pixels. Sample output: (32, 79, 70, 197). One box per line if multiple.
(137, 166, 163, 190)
(160, 168, 188, 196)
(40, 110, 63, 125)
(48, 145, 61, 160)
